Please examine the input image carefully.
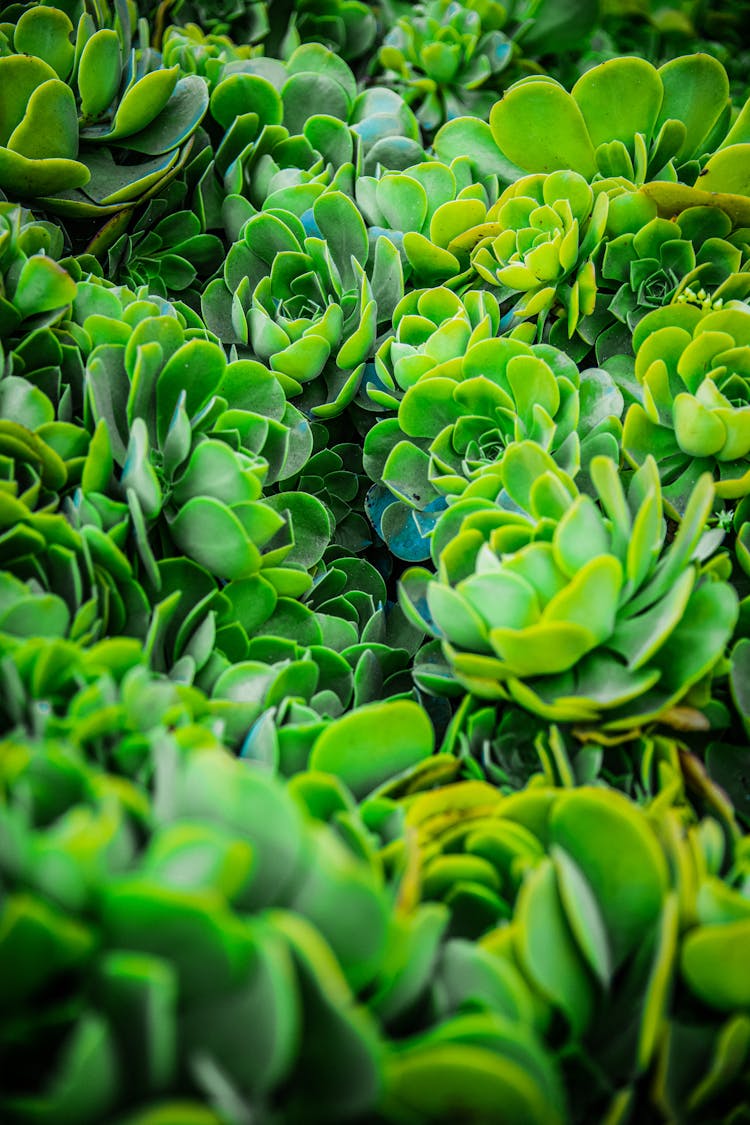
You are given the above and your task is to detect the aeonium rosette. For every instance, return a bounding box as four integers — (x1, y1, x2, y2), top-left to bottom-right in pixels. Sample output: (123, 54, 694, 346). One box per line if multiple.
(453, 170, 609, 338)
(363, 292, 623, 561)
(399, 442, 738, 726)
(202, 191, 403, 419)
(622, 301, 750, 515)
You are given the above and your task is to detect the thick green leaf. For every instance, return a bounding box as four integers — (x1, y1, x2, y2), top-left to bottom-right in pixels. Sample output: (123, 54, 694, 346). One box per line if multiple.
(490, 83, 597, 177)
(310, 700, 434, 798)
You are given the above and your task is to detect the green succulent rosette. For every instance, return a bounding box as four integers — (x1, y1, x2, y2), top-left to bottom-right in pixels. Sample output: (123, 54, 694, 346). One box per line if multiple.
(161, 22, 261, 88)
(580, 200, 750, 362)
(377, 0, 599, 137)
(364, 286, 502, 412)
(0, 2, 209, 215)
(280, 423, 372, 555)
(399, 442, 738, 725)
(0, 400, 150, 646)
(363, 290, 623, 560)
(203, 191, 403, 419)
(163, 1, 269, 50)
(0, 726, 395, 1124)
(174, 47, 423, 245)
(267, 0, 379, 61)
(372, 776, 750, 1122)
(72, 282, 323, 590)
(457, 170, 608, 338)
(105, 179, 224, 299)
(104, 167, 224, 299)
(0, 202, 78, 339)
(377, 0, 515, 134)
(203, 43, 423, 178)
(355, 157, 501, 287)
(622, 301, 750, 514)
(488, 53, 750, 217)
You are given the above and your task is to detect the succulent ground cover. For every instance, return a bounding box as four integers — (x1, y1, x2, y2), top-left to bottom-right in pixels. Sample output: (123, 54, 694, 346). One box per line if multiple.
(1, 0, 750, 1122)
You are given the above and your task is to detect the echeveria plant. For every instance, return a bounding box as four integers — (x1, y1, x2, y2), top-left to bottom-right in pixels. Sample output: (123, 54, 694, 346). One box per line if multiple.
(377, 0, 515, 133)
(462, 170, 609, 337)
(364, 305, 624, 559)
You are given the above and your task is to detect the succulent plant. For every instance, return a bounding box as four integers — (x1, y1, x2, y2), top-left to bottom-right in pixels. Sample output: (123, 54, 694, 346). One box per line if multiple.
(579, 199, 750, 362)
(161, 0, 269, 45)
(400, 442, 738, 725)
(489, 53, 748, 192)
(377, 0, 515, 134)
(72, 284, 326, 590)
(355, 157, 501, 287)
(460, 170, 610, 338)
(266, 0, 379, 61)
(0, 729, 395, 1124)
(0, 202, 77, 339)
(364, 286, 502, 411)
(161, 21, 261, 88)
(203, 43, 423, 174)
(105, 182, 224, 299)
(374, 777, 750, 1122)
(279, 423, 373, 554)
(377, 0, 601, 136)
(622, 301, 750, 515)
(0, 2, 209, 216)
(203, 192, 403, 419)
(363, 290, 623, 560)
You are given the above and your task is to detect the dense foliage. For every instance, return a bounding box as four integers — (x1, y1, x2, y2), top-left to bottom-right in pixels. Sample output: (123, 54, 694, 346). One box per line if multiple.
(1, 1, 750, 1122)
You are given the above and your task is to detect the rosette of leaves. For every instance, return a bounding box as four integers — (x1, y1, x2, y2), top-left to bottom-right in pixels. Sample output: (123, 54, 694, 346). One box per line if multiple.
(444, 701, 741, 813)
(280, 422, 372, 555)
(202, 192, 403, 419)
(211, 43, 424, 173)
(0, 302, 158, 645)
(186, 70, 346, 246)
(364, 296, 624, 560)
(458, 170, 609, 339)
(161, 21, 261, 87)
(354, 157, 501, 287)
(303, 558, 426, 709)
(365, 286, 502, 412)
(195, 560, 419, 741)
(158, 0, 270, 45)
(376, 778, 750, 1122)
(0, 436, 153, 648)
(399, 442, 739, 726)
(0, 202, 78, 340)
(266, 0, 378, 62)
(488, 53, 749, 193)
(0, 633, 211, 771)
(133, 549, 423, 746)
(0, 1, 208, 216)
(0, 732, 396, 1124)
(579, 201, 750, 363)
(77, 290, 325, 588)
(200, 78, 353, 242)
(377, 0, 515, 135)
(622, 302, 750, 514)
(105, 180, 224, 299)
